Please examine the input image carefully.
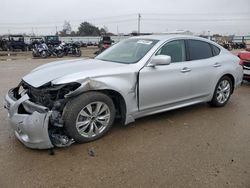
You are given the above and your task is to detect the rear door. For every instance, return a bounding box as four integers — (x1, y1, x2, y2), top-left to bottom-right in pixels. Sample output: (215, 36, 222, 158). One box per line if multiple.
(186, 39, 220, 98)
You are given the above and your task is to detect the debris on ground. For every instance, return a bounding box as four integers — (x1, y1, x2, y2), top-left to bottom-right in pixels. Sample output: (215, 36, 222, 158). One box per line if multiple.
(88, 148, 95, 157)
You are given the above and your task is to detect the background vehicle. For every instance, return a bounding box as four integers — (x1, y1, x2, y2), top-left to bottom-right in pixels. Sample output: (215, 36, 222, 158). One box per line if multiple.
(5, 35, 243, 149)
(32, 42, 64, 58)
(238, 51, 250, 81)
(32, 42, 49, 58)
(28, 37, 44, 51)
(0, 35, 27, 51)
(61, 42, 81, 57)
(44, 35, 61, 46)
(95, 36, 113, 55)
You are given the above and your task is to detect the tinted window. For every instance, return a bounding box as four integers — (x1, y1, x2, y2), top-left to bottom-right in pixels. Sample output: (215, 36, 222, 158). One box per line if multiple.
(156, 40, 186, 63)
(188, 40, 213, 60)
(212, 45, 220, 56)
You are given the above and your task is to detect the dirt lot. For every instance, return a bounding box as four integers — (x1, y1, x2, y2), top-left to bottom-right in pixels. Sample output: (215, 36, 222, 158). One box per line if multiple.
(0, 49, 250, 187)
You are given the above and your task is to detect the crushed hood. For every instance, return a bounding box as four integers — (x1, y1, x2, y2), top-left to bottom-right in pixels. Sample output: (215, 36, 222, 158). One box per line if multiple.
(22, 58, 128, 88)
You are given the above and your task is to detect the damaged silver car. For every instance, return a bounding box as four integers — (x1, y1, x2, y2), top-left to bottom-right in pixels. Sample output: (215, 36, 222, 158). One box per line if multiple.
(4, 35, 243, 149)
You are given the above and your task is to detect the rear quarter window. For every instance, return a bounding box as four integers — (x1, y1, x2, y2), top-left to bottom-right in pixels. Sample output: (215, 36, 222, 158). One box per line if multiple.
(211, 45, 221, 56)
(188, 40, 213, 60)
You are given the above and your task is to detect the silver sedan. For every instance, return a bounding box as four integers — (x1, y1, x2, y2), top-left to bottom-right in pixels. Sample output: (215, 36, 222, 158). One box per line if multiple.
(4, 35, 243, 149)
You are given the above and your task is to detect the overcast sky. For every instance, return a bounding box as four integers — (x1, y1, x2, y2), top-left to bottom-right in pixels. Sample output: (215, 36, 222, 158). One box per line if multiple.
(0, 0, 249, 35)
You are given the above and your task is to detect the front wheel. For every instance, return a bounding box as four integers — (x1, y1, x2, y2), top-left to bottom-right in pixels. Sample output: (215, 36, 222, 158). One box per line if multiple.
(75, 48, 81, 57)
(63, 92, 115, 143)
(209, 76, 232, 107)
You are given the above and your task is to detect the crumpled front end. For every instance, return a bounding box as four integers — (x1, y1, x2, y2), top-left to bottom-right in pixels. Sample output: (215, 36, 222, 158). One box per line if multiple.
(4, 89, 54, 149)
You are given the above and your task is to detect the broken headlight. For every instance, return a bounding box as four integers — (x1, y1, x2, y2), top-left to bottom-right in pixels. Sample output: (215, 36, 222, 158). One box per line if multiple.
(23, 81, 81, 109)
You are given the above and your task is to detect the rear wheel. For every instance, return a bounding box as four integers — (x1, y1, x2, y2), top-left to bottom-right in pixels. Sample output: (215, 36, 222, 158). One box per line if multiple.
(209, 76, 232, 107)
(41, 51, 47, 58)
(63, 92, 115, 143)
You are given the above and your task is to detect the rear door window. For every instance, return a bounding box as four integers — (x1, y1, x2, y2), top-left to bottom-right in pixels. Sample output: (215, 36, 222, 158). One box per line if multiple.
(188, 40, 213, 60)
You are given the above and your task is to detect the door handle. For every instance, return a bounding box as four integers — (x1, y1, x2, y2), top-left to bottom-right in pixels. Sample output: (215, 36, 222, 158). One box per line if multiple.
(181, 67, 191, 73)
(213, 62, 221, 67)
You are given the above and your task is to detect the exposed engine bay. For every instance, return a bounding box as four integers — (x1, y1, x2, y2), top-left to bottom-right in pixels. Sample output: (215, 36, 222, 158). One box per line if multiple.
(12, 81, 81, 148)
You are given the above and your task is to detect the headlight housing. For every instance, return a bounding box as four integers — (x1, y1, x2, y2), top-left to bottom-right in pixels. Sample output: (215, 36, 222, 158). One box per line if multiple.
(22, 81, 81, 109)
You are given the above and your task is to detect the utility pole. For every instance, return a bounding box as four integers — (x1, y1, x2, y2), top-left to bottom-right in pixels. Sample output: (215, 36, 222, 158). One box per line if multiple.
(32, 27, 34, 36)
(138, 13, 141, 35)
(117, 25, 119, 36)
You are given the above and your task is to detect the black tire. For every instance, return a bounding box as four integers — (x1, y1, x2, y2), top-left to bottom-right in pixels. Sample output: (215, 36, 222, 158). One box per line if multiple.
(22, 46, 27, 51)
(63, 92, 115, 143)
(57, 50, 64, 58)
(41, 51, 48, 58)
(32, 51, 37, 58)
(8, 46, 13, 51)
(75, 49, 81, 57)
(209, 76, 233, 107)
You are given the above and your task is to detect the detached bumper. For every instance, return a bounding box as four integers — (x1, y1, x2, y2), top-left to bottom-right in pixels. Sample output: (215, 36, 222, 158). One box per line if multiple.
(4, 90, 54, 149)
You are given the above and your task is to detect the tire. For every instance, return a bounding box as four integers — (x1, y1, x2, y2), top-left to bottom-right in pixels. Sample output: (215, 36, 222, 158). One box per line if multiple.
(63, 92, 115, 143)
(8, 46, 13, 51)
(75, 49, 81, 57)
(57, 50, 64, 58)
(41, 51, 48, 58)
(209, 76, 233, 107)
(22, 46, 27, 51)
(32, 51, 37, 58)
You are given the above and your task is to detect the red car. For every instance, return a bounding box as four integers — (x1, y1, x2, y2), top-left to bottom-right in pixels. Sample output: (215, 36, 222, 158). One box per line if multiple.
(238, 51, 250, 81)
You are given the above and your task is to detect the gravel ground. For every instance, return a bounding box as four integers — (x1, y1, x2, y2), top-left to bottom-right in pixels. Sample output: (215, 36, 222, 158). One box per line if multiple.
(0, 49, 250, 188)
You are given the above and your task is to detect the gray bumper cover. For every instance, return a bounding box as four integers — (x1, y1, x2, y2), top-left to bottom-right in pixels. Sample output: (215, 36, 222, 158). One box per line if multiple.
(4, 91, 54, 149)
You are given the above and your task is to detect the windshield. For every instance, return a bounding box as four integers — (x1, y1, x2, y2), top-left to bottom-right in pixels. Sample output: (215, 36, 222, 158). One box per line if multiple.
(47, 36, 59, 41)
(10, 37, 24, 41)
(96, 38, 159, 64)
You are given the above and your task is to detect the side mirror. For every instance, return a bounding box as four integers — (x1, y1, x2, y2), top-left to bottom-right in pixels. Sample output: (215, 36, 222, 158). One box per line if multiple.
(148, 55, 171, 67)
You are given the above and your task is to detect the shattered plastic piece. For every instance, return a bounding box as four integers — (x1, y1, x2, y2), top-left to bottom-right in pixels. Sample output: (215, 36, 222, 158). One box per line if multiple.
(88, 148, 95, 157)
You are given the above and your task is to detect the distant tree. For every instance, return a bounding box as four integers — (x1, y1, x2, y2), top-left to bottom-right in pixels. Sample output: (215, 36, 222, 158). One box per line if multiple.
(70, 31, 77, 36)
(60, 21, 72, 36)
(100, 26, 109, 35)
(77, 22, 101, 36)
(213, 34, 222, 37)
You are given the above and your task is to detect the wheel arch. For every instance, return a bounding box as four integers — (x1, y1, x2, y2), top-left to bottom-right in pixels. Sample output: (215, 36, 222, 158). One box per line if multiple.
(221, 73, 235, 94)
(96, 89, 127, 125)
(69, 89, 127, 125)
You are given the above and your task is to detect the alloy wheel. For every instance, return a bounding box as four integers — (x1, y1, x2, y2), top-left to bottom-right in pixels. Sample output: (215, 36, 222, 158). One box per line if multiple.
(76, 102, 111, 138)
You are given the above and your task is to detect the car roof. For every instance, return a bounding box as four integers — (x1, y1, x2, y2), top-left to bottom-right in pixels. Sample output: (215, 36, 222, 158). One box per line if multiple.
(130, 34, 222, 49)
(131, 34, 210, 42)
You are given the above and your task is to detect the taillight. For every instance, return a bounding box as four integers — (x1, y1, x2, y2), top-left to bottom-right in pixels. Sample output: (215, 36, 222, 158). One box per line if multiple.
(239, 60, 244, 66)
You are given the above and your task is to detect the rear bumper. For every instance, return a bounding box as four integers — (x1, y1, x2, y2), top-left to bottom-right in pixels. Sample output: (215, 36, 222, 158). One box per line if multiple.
(243, 69, 250, 80)
(4, 89, 53, 149)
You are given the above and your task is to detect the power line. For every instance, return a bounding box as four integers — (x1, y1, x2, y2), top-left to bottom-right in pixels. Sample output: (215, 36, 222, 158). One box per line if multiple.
(142, 12, 250, 16)
(142, 18, 250, 22)
(0, 14, 138, 26)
